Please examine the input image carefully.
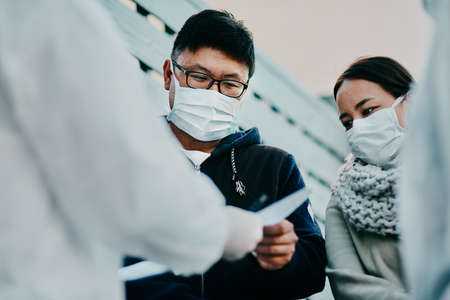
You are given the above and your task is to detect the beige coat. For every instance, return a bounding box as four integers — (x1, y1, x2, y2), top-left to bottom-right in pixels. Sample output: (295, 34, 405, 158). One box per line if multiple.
(326, 198, 410, 300)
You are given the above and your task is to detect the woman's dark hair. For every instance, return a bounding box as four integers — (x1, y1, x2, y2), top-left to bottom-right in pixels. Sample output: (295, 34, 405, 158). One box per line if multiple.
(334, 56, 415, 100)
(171, 9, 255, 78)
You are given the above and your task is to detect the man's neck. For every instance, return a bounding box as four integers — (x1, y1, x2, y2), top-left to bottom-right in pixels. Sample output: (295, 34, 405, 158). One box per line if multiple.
(169, 122, 221, 154)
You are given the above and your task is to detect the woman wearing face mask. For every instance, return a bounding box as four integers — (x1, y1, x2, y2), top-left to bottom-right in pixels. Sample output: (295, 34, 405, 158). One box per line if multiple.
(326, 56, 414, 300)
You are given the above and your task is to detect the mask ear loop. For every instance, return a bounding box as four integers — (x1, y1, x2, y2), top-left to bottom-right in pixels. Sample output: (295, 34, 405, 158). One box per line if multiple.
(392, 94, 408, 129)
(392, 94, 406, 108)
(171, 61, 181, 89)
(167, 61, 181, 117)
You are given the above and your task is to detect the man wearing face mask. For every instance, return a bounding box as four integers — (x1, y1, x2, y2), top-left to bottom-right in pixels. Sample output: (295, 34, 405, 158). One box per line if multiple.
(123, 9, 326, 300)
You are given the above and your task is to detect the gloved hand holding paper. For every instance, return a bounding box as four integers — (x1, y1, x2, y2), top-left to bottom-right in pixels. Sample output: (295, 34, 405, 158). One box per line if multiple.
(119, 187, 311, 281)
(119, 206, 263, 281)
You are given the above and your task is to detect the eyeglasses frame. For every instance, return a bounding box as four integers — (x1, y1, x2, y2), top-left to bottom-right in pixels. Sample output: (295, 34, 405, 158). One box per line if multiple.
(171, 59, 248, 98)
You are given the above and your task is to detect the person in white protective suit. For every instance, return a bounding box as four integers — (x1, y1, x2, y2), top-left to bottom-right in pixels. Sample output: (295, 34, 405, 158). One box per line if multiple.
(0, 1, 262, 300)
(399, 0, 450, 299)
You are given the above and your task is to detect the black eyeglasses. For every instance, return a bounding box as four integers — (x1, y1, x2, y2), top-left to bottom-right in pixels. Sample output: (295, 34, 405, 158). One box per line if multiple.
(172, 60, 248, 98)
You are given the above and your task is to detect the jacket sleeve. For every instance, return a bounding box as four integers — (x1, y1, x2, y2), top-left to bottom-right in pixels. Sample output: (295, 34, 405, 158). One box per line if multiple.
(221, 155, 326, 299)
(326, 200, 409, 300)
(123, 257, 203, 300)
(1, 0, 229, 275)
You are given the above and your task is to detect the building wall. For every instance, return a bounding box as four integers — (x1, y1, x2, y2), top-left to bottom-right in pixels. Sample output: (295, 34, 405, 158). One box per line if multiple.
(204, 0, 433, 97)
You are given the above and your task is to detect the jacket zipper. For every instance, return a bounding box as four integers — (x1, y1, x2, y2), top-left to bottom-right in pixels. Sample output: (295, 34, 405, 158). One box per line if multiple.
(201, 272, 205, 297)
(194, 162, 204, 297)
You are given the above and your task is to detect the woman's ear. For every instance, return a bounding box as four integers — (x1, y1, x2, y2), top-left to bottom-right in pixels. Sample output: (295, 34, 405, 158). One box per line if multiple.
(404, 91, 413, 103)
(396, 93, 409, 128)
(163, 59, 172, 91)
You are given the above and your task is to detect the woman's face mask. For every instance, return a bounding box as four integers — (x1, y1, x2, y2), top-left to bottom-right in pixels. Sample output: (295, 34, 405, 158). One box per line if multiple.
(346, 95, 406, 167)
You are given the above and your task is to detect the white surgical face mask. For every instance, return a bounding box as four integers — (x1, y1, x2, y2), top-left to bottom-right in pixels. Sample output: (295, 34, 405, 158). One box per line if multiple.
(167, 74, 241, 142)
(346, 95, 406, 167)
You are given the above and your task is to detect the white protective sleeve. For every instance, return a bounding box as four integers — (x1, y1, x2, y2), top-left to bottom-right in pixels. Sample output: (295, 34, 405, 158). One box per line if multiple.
(399, 0, 450, 298)
(0, 0, 237, 275)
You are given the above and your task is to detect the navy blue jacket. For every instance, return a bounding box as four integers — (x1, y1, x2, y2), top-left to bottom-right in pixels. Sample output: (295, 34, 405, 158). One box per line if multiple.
(124, 128, 326, 299)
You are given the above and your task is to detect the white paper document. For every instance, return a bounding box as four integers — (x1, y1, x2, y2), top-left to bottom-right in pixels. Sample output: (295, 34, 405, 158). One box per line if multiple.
(119, 261, 169, 281)
(257, 187, 311, 226)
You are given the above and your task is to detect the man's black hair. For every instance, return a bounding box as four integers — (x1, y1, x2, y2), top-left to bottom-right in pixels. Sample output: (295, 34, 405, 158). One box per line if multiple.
(171, 9, 255, 79)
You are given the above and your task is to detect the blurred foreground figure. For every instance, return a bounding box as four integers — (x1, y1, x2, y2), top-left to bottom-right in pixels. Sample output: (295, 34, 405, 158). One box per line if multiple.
(399, 0, 450, 299)
(0, 1, 262, 299)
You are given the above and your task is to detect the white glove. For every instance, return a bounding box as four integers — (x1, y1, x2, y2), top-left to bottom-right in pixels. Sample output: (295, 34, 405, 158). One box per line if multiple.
(222, 206, 263, 261)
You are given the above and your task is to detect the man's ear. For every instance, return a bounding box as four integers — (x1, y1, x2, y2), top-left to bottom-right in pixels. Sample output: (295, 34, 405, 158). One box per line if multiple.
(163, 59, 172, 91)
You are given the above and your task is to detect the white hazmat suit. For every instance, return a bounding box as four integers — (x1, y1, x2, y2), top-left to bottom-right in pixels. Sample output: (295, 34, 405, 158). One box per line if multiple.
(399, 0, 450, 298)
(0, 1, 262, 299)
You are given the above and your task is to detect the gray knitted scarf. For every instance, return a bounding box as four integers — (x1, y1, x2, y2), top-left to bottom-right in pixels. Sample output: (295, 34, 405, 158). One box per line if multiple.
(331, 155, 400, 236)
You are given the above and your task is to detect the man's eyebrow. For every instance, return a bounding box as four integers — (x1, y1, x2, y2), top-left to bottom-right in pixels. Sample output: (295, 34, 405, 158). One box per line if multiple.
(339, 112, 350, 120)
(184, 64, 212, 74)
(183, 64, 245, 82)
(354, 97, 375, 110)
(222, 73, 242, 80)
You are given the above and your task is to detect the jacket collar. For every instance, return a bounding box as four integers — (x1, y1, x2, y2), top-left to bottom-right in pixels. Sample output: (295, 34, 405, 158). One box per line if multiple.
(211, 127, 261, 157)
